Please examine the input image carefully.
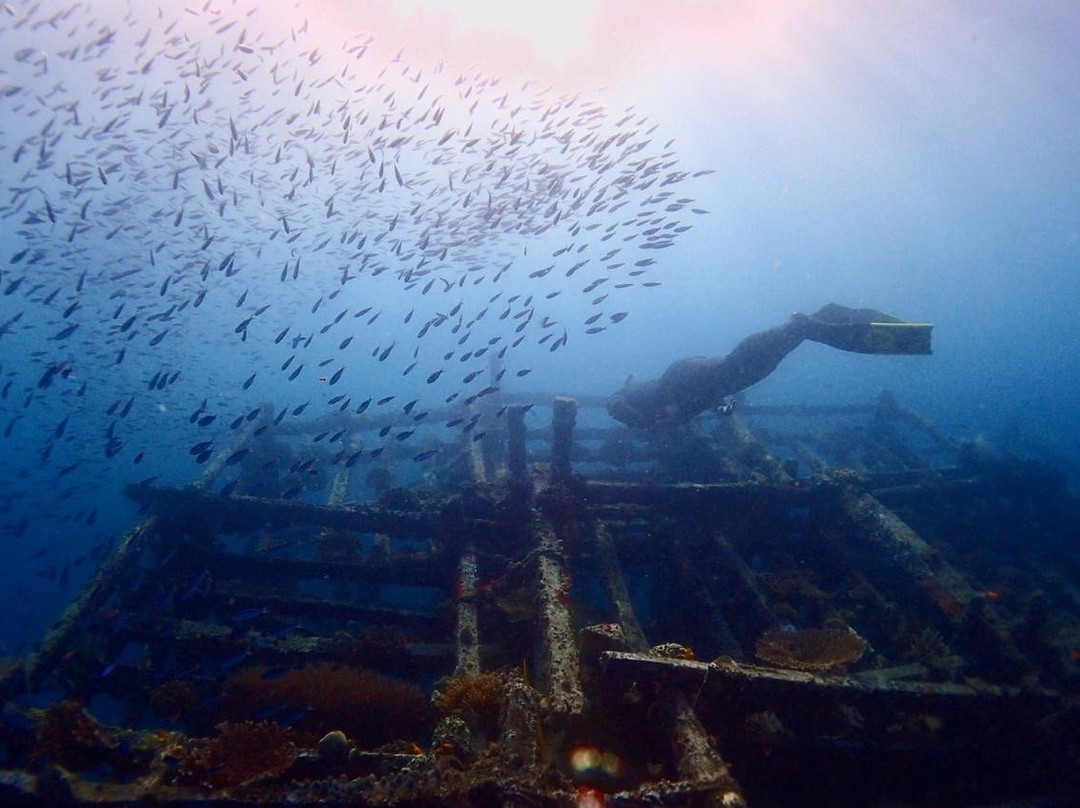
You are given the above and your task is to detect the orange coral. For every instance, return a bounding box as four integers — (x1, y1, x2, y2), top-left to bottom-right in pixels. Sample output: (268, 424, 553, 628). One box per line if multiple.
(172, 720, 297, 789)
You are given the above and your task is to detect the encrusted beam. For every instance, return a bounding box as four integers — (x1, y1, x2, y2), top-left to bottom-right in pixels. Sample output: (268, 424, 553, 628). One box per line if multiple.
(718, 412, 793, 484)
(199, 549, 450, 588)
(194, 587, 449, 631)
(21, 519, 158, 692)
(532, 518, 583, 715)
(125, 482, 442, 537)
(582, 479, 826, 511)
(834, 488, 1030, 678)
(655, 689, 747, 808)
(600, 651, 1036, 705)
(453, 544, 481, 677)
(593, 523, 747, 806)
(121, 615, 454, 671)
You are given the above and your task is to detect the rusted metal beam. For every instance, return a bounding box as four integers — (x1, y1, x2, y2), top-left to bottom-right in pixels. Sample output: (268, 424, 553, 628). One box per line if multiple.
(324, 447, 353, 506)
(125, 482, 443, 536)
(191, 407, 273, 490)
(601, 651, 1041, 705)
(449, 418, 484, 678)
(120, 615, 454, 671)
(655, 689, 747, 808)
(20, 519, 158, 692)
(593, 523, 745, 804)
(707, 529, 777, 641)
(498, 674, 545, 769)
(719, 411, 794, 483)
(884, 392, 961, 453)
(582, 479, 825, 511)
(457, 417, 486, 483)
(740, 403, 877, 417)
(670, 535, 743, 659)
(195, 587, 450, 632)
(532, 518, 584, 715)
(833, 488, 1030, 678)
(199, 549, 450, 588)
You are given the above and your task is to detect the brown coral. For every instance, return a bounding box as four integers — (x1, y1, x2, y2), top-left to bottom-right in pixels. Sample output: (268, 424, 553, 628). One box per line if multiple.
(172, 720, 297, 789)
(755, 626, 868, 672)
(222, 662, 429, 747)
(33, 701, 124, 772)
(434, 672, 506, 720)
(433, 672, 507, 740)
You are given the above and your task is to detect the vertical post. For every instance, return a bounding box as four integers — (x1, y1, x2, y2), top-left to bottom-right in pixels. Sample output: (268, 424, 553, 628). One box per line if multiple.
(453, 544, 481, 677)
(453, 412, 484, 678)
(507, 404, 529, 491)
(551, 396, 577, 485)
(482, 351, 506, 475)
(457, 414, 486, 483)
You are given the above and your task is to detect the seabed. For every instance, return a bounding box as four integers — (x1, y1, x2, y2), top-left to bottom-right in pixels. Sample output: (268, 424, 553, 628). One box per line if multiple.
(1, 388, 1078, 807)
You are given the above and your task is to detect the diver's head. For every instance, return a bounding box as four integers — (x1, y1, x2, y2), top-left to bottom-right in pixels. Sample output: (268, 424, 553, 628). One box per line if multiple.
(607, 387, 652, 428)
(608, 376, 697, 430)
(607, 377, 667, 429)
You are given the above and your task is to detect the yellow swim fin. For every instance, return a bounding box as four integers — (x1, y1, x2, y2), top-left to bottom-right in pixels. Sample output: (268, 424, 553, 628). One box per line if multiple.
(859, 321, 934, 355)
(804, 304, 933, 355)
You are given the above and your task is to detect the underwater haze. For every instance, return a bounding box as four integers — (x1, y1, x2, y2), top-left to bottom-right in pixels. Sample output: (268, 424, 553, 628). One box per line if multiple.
(0, 0, 1078, 656)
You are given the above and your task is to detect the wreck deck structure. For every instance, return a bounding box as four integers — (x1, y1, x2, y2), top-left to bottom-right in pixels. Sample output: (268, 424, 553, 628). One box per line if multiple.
(1, 390, 1078, 807)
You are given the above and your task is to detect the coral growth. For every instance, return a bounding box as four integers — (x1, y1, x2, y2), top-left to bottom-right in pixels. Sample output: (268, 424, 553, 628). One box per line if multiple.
(434, 672, 507, 740)
(33, 701, 125, 772)
(650, 642, 696, 661)
(171, 720, 297, 789)
(755, 626, 868, 672)
(900, 627, 965, 678)
(223, 662, 429, 747)
(434, 672, 506, 721)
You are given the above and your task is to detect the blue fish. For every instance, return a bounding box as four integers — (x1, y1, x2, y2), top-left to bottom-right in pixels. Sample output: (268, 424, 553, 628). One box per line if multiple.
(231, 607, 266, 622)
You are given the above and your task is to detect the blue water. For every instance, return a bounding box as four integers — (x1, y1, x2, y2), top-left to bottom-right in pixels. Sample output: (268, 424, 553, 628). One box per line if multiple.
(0, 0, 1077, 657)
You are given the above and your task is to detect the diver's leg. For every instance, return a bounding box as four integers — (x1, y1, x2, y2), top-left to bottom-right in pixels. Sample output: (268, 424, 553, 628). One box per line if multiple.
(715, 318, 808, 391)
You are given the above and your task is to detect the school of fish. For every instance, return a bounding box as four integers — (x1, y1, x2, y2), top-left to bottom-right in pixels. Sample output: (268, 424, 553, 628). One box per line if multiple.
(0, 0, 709, 645)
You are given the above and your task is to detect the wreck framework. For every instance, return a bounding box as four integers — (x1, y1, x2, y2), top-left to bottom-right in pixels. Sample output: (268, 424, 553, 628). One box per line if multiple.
(1, 389, 1078, 806)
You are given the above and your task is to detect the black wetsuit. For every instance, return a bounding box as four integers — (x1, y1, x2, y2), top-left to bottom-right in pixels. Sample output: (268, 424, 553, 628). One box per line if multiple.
(606, 305, 919, 429)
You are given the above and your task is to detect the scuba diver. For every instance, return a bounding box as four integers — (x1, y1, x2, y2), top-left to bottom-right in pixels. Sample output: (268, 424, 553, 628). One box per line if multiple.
(607, 304, 933, 429)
